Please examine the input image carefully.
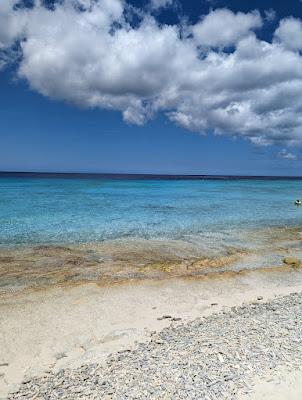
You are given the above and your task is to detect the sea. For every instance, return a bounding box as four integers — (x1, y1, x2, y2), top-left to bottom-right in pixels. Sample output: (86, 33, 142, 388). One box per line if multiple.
(1, 173, 302, 292)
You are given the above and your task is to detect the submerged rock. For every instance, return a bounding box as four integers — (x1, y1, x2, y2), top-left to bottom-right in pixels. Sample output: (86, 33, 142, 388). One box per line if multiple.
(283, 257, 302, 268)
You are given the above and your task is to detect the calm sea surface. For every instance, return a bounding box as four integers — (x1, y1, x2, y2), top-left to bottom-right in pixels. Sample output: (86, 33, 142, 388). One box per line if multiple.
(2, 175, 302, 292)
(0, 175, 302, 247)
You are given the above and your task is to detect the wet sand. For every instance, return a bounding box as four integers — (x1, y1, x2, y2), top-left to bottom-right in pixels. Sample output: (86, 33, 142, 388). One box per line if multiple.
(1, 266, 302, 398)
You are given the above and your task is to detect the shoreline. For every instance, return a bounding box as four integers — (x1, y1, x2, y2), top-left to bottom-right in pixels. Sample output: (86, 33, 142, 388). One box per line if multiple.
(2, 224, 302, 296)
(1, 267, 302, 398)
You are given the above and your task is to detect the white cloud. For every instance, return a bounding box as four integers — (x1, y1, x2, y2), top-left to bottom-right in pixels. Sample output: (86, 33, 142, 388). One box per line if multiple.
(192, 8, 262, 48)
(274, 17, 302, 50)
(0, 0, 28, 49)
(264, 9, 276, 23)
(1, 2, 302, 148)
(277, 149, 298, 160)
(150, 0, 174, 10)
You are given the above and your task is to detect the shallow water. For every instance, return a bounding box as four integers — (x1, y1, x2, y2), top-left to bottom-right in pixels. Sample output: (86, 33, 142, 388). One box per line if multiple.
(1, 176, 302, 245)
(1, 176, 302, 292)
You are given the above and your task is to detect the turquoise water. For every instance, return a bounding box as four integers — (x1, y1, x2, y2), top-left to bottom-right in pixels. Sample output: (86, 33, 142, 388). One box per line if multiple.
(0, 176, 302, 247)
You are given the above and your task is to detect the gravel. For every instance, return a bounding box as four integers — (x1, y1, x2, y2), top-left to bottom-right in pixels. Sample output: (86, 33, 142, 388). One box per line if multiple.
(9, 292, 302, 399)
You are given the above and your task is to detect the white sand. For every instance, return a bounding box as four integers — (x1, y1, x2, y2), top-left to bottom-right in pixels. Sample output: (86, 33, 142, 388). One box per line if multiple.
(1, 268, 302, 399)
(240, 368, 302, 400)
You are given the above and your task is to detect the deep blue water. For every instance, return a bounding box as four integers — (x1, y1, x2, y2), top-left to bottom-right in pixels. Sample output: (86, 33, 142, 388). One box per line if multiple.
(0, 176, 302, 246)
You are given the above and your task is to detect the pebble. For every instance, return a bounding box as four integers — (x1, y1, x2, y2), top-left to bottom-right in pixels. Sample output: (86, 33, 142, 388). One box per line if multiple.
(55, 352, 67, 360)
(9, 292, 302, 400)
(157, 315, 172, 320)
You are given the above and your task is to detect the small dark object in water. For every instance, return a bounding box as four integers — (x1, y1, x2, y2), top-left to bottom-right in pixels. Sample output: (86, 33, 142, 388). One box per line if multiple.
(295, 199, 301, 206)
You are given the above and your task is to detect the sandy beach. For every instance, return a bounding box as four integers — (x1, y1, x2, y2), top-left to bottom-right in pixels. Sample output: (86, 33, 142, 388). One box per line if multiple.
(2, 265, 302, 399)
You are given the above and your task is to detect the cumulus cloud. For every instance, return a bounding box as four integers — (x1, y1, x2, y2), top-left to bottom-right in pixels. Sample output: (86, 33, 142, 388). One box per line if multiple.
(274, 17, 302, 50)
(192, 9, 262, 48)
(277, 149, 298, 160)
(1, 1, 302, 147)
(0, 0, 28, 49)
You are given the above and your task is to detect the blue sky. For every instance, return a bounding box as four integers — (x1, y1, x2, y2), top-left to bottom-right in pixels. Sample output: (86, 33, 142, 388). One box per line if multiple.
(1, 0, 302, 175)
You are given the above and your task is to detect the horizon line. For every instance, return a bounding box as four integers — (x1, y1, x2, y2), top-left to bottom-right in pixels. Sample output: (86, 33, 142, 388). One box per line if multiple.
(1, 171, 302, 179)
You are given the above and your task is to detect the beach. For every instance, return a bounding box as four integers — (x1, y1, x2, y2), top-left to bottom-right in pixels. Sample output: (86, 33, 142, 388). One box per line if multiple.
(8, 289, 302, 400)
(1, 265, 302, 399)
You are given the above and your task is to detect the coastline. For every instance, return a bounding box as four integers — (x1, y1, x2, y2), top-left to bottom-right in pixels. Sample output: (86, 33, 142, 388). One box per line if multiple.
(2, 266, 302, 398)
(1, 224, 302, 296)
(1, 210, 302, 398)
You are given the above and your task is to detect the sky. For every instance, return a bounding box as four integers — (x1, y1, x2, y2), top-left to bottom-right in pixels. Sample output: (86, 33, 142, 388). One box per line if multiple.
(1, 0, 302, 175)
